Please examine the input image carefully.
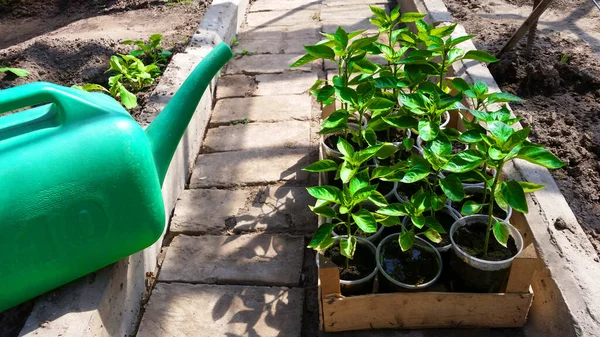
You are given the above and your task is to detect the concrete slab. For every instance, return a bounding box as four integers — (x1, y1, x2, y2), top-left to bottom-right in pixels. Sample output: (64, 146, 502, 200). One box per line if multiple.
(158, 234, 304, 286)
(170, 189, 249, 234)
(210, 95, 312, 125)
(320, 4, 387, 21)
(224, 53, 316, 74)
(215, 75, 257, 99)
(137, 283, 303, 337)
(232, 205, 291, 233)
(203, 121, 312, 153)
(190, 148, 312, 188)
(255, 72, 318, 96)
(246, 10, 320, 27)
(258, 185, 317, 233)
(250, 0, 321, 12)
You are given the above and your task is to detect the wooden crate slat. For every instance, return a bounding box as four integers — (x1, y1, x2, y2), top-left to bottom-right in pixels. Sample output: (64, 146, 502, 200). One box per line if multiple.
(321, 290, 533, 332)
(506, 244, 538, 293)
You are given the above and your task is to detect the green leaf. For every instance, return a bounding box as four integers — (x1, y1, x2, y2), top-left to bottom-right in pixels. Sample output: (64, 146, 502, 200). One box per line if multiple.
(352, 209, 378, 233)
(488, 121, 514, 145)
(309, 205, 339, 219)
(304, 45, 335, 60)
(448, 35, 475, 47)
(488, 146, 507, 161)
(459, 130, 484, 143)
(442, 150, 485, 173)
(334, 26, 349, 49)
(412, 215, 426, 229)
(362, 128, 378, 146)
(400, 12, 426, 22)
(303, 159, 338, 172)
(308, 223, 336, 248)
(401, 160, 431, 184)
(317, 85, 335, 102)
(463, 50, 498, 63)
(487, 92, 524, 104)
(315, 235, 336, 251)
(339, 161, 358, 184)
(377, 203, 408, 216)
(368, 191, 389, 207)
(422, 228, 442, 243)
(337, 137, 355, 157)
(450, 77, 471, 92)
(290, 53, 318, 68)
(382, 115, 418, 129)
(375, 76, 399, 88)
(461, 200, 484, 216)
(473, 81, 488, 96)
(306, 186, 342, 204)
(431, 194, 447, 211)
(518, 181, 546, 193)
(0, 67, 29, 77)
(502, 127, 530, 152)
(335, 86, 358, 105)
(501, 180, 528, 214)
(354, 145, 384, 164)
(418, 119, 440, 142)
(440, 174, 465, 201)
(399, 231, 416, 251)
(425, 216, 446, 233)
(366, 97, 395, 111)
(493, 221, 509, 248)
(349, 169, 369, 195)
(348, 34, 380, 53)
(322, 109, 349, 129)
(517, 146, 565, 169)
(119, 86, 138, 109)
(340, 237, 357, 259)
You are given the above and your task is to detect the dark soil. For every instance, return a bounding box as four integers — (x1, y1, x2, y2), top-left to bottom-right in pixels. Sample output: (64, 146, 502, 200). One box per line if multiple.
(376, 127, 408, 143)
(324, 133, 361, 153)
(453, 221, 518, 261)
(324, 243, 375, 281)
(0, 0, 210, 119)
(451, 191, 508, 219)
(379, 235, 440, 285)
(0, 1, 208, 335)
(443, 0, 600, 255)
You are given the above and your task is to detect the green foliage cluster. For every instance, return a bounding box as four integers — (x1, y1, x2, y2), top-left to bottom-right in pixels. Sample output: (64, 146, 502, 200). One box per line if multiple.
(73, 34, 171, 110)
(294, 5, 564, 261)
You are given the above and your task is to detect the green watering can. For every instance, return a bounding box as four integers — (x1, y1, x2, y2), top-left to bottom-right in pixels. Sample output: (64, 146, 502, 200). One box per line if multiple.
(0, 43, 233, 312)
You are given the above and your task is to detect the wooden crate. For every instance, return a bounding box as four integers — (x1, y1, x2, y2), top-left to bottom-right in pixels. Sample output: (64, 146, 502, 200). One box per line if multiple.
(318, 243, 537, 332)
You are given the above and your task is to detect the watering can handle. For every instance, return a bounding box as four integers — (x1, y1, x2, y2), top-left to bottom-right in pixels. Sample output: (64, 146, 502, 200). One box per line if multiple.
(0, 82, 85, 123)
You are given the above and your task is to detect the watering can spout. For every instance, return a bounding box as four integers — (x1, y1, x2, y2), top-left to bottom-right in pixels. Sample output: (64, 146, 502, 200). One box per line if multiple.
(145, 42, 233, 185)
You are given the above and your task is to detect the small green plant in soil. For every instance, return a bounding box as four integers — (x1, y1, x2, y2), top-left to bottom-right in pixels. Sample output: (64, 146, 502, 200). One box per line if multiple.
(0, 67, 28, 77)
(122, 33, 172, 67)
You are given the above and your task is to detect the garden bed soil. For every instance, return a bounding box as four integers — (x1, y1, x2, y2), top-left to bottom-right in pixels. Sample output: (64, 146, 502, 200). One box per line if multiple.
(0, 0, 210, 119)
(0, 1, 209, 336)
(442, 0, 600, 256)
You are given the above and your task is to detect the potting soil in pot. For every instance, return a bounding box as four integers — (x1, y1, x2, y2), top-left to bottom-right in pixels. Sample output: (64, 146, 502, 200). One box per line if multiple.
(428, 210, 456, 248)
(379, 239, 440, 288)
(324, 244, 376, 296)
(450, 221, 518, 292)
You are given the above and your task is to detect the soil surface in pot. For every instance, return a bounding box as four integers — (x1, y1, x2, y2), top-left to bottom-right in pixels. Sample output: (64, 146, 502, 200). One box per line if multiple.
(325, 244, 375, 281)
(443, 0, 600, 256)
(454, 222, 518, 261)
(376, 128, 408, 143)
(452, 193, 508, 219)
(379, 237, 440, 285)
(0, 0, 210, 120)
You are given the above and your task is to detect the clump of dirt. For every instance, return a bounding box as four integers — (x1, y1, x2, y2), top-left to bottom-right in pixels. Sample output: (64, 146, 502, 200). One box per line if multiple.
(0, 0, 210, 118)
(444, 0, 600, 255)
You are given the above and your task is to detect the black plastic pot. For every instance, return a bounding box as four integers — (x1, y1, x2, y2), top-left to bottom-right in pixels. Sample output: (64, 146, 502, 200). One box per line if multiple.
(376, 233, 442, 293)
(316, 236, 377, 296)
(449, 215, 524, 293)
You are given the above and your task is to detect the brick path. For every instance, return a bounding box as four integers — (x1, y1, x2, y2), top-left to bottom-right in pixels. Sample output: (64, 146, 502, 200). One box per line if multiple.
(135, 1, 525, 336)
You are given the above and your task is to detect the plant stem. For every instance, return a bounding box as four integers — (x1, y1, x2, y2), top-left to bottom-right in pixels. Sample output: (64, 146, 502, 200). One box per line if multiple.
(438, 49, 447, 89)
(481, 162, 489, 202)
(483, 161, 505, 257)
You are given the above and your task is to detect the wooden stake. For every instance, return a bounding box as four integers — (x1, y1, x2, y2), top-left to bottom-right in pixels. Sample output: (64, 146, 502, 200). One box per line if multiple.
(497, 0, 554, 57)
